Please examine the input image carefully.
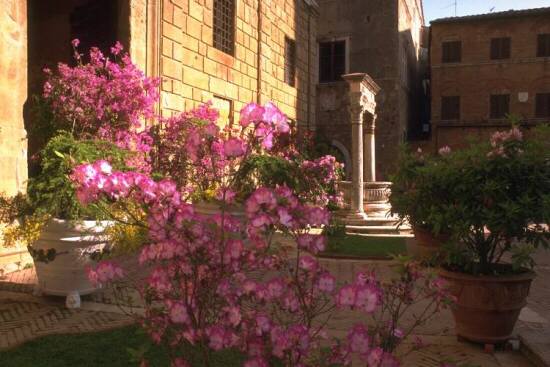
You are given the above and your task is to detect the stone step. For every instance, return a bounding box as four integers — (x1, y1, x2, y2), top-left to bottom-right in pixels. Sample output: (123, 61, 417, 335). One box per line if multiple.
(345, 232, 414, 238)
(346, 225, 411, 235)
(344, 218, 402, 227)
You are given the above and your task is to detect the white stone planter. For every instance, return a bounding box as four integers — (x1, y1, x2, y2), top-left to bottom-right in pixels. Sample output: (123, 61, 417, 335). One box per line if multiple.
(32, 218, 112, 308)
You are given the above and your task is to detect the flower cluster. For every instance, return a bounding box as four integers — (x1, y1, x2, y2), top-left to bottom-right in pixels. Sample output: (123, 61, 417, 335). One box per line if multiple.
(87, 261, 124, 286)
(488, 127, 524, 158)
(299, 155, 344, 206)
(44, 40, 159, 137)
(43, 40, 159, 172)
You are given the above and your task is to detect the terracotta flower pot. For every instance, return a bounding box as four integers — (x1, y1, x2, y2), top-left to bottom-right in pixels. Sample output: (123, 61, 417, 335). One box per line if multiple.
(440, 268, 535, 344)
(407, 226, 450, 261)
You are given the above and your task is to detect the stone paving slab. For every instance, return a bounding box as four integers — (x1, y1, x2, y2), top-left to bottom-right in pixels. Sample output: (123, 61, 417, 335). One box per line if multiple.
(0, 291, 132, 351)
(0, 258, 538, 366)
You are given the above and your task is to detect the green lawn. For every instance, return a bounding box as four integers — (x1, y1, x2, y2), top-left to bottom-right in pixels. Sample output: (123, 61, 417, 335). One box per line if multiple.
(321, 234, 407, 259)
(0, 325, 244, 367)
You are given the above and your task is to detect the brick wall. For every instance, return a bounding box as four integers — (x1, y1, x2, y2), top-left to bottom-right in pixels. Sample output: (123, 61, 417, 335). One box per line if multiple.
(430, 10, 550, 151)
(158, 0, 317, 127)
(0, 0, 27, 195)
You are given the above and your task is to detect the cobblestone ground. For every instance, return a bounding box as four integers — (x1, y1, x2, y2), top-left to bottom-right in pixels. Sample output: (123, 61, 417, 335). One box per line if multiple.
(516, 249, 550, 367)
(0, 256, 545, 366)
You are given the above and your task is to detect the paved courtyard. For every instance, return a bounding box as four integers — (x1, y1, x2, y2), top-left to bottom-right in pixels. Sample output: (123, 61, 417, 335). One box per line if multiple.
(1, 252, 549, 366)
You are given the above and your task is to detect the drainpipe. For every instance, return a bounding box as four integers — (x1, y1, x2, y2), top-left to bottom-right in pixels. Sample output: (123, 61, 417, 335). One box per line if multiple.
(306, 6, 311, 130)
(303, 0, 319, 130)
(256, 0, 263, 104)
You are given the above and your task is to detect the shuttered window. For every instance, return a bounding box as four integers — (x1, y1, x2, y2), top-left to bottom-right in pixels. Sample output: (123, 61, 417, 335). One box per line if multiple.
(537, 34, 550, 57)
(441, 96, 460, 120)
(536, 93, 550, 118)
(284, 37, 296, 87)
(490, 37, 511, 60)
(213, 0, 235, 55)
(490, 94, 510, 119)
(319, 40, 346, 83)
(442, 41, 461, 63)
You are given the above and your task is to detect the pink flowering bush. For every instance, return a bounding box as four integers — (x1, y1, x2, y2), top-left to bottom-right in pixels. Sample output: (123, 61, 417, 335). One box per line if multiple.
(72, 100, 454, 366)
(42, 40, 159, 141)
(149, 102, 342, 207)
(38, 40, 159, 173)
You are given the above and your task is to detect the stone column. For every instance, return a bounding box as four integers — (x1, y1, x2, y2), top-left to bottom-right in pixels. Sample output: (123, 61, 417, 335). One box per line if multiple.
(343, 74, 368, 220)
(363, 112, 376, 182)
(0, 1, 28, 196)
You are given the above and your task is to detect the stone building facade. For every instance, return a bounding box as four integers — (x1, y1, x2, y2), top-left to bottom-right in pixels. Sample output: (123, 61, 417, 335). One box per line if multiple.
(0, 0, 319, 195)
(315, 0, 426, 180)
(0, 1, 28, 196)
(429, 7, 550, 151)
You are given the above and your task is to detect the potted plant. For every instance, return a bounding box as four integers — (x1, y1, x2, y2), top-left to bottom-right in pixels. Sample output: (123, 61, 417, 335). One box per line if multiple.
(25, 132, 135, 307)
(436, 125, 550, 345)
(16, 40, 159, 307)
(390, 147, 453, 260)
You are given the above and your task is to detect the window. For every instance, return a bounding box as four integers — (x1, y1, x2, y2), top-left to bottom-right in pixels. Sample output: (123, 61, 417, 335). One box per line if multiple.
(441, 96, 460, 120)
(284, 37, 296, 87)
(212, 96, 233, 126)
(536, 93, 550, 118)
(490, 94, 510, 119)
(490, 37, 511, 60)
(442, 41, 461, 63)
(319, 40, 346, 83)
(70, 0, 118, 62)
(213, 0, 235, 55)
(537, 34, 550, 57)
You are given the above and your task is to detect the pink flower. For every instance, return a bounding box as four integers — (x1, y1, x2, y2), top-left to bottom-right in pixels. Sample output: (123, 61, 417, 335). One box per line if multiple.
(206, 326, 226, 351)
(240, 103, 265, 127)
(263, 102, 289, 133)
(169, 302, 189, 324)
(438, 146, 451, 156)
(266, 278, 285, 298)
(277, 207, 293, 227)
(367, 347, 384, 366)
(305, 207, 330, 226)
(347, 324, 370, 354)
(298, 256, 318, 271)
(110, 41, 124, 55)
(355, 285, 380, 313)
(317, 272, 336, 292)
(224, 138, 246, 157)
(336, 285, 357, 307)
(71, 38, 80, 48)
(224, 306, 242, 326)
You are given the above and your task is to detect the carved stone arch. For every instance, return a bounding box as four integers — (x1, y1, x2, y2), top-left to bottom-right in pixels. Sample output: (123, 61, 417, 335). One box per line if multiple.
(330, 139, 352, 179)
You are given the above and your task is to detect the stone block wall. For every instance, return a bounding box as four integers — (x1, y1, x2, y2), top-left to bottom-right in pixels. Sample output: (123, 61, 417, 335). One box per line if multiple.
(0, 0, 28, 196)
(158, 0, 317, 127)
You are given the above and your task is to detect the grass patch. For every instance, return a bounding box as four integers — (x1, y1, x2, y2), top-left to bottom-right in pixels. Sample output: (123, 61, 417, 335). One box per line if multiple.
(322, 234, 407, 259)
(0, 325, 245, 367)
